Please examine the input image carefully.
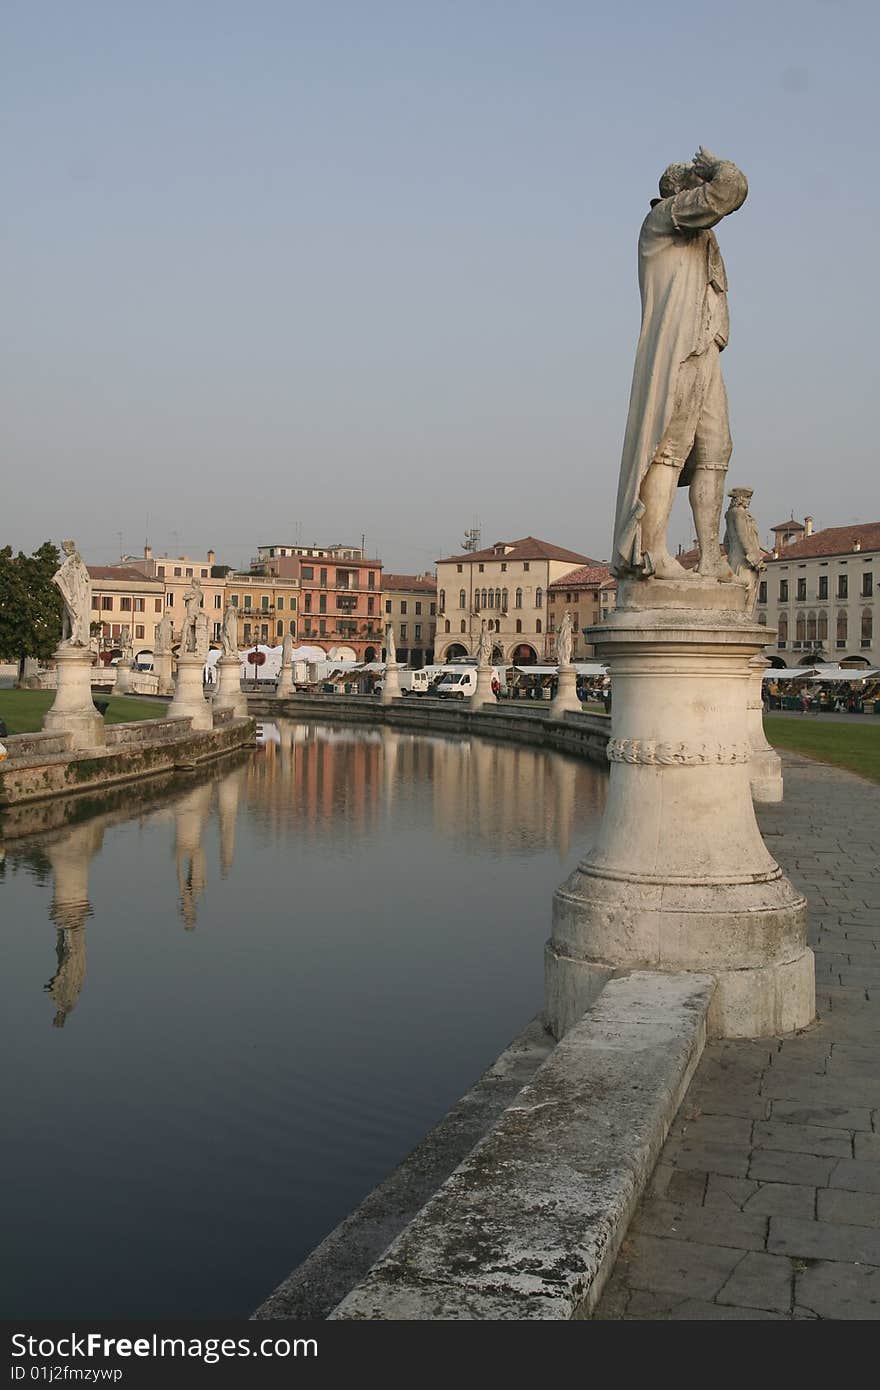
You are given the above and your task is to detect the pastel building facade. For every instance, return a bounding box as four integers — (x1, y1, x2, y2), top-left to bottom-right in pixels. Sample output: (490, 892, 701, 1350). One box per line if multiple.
(249, 543, 384, 661)
(382, 574, 437, 668)
(547, 565, 617, 661)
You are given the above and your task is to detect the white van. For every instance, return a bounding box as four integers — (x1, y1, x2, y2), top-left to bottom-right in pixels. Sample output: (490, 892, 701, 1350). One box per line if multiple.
(374, 668, 436, 697)
(435, 670, 477, 700)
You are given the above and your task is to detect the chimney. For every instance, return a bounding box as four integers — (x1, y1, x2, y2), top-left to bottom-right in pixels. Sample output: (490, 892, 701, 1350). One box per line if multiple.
(207, 548, 215, 565)
(804, 516, 814, 536)
(853, 540, 861, 552)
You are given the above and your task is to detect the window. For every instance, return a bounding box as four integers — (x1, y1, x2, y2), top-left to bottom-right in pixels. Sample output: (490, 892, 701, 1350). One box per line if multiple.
(368, 572, 375, 589)
(818, 611, 828, 643)
(243, 623, 251, 642)
(515, 619, 522, 633)
(796, 578, 806, 601)
(101, 596, 113, 610)
(111, 624, 120, 639)
(807, 610, 817, 643)
(478, 563, 484, 572)
(166, 593, 174, 606)
(214, 593, 222, 609)
(400, 601, 407, 615)
(460, 620, 466, 633)
(400, 624, 408, 639)
(261, 595, 269, 611)
(154, 599, 162, 613)
(501, 562, 507, 572)
(523, 561, 530, 572)
(795, 613, 805, 643)
(134, 598, 145, 612)
(837, 610, 847, 647)
(758, 580, 767, 604)
(289, 621, 296, 635)
(536, 618, 542, 634)
(487, 589, 494, 608)
(320, 568, 327, 586)
(174, 567, 182, 577)
(200, 569, 208, 579)
(777, 612, 788, 648)
(415, 601, 422, 615)
(230, 594, 239, 607)
(862, 609, 873, 647)
(302, 566, 314, 579)
(157, 565, 165, 578)
(414, 623, 422, 639)
(430, 602, 436, 616)
(135, 625, 144, 639)
(244, 594, 252, 610)
(385, 599, 392, 613)
(367, 597, 375, 614)
(439, 589, 446, 611)
(459, 589, 466, 609)
(445, 620, 450, 633)
(261, 624, 269, 641)
(863, 573, 874, 598)
(277, 621, 284, 637)
(213, 622, 221, 640)
(304, 593, 312, 612)
(494, 588, 501, 609)
(319, 594, 326, 613)
(535, 587, 543, 608)
(502, 588, 508, 611)
(277, 597, 284, 610)
(515, 588, 523, 609)
(838, 574, 848, 599)
(456, 564, 463, 573)
(818, 575, 828, 600)
(185, 568, 193, 577)
(779, 580, 788, 602)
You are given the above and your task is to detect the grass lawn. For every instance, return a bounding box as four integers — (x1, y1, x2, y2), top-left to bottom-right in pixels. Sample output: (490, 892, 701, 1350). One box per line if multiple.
(764, 716, 880, 785)
(0, 689, 168, 736)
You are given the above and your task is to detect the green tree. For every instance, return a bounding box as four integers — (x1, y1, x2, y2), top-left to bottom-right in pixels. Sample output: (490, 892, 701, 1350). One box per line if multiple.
(0, 541, 63, 679)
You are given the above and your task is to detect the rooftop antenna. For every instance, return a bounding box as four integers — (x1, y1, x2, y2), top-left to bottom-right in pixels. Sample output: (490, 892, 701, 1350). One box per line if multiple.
(461, 518, 482, 553)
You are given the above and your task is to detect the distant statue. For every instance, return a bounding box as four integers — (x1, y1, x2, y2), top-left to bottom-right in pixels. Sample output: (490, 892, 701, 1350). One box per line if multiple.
(281, 628, 294, 666)
(52, 540, 91, 648)
(221, 603, 239, 659)
(179, 577, 203, 654)
(385, 620, 397, 666)
(724, 487, 765, 608)
(119, 624, 132, 658)
(476, 619, 492, 667)
(195, 610, 209, 658)
(556, 610, 574, 668)
(612, 148, 748, 583)
(155, 610, 173, 655)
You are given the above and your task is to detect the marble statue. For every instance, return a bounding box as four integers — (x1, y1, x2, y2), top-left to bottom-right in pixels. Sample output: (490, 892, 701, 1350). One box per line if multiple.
(384, 620, 397, 666)
(155, 610, 173, 655)
(221, 604, 239, 659)
(612, 148, 748, 582)
(179, 577, 203, 654)
(556, 610, 573, 667)
(281, 629, 293, 666)
(724, 487, 765, 607)
(119, 624, 132, 658)
(476, 619, 492, 667)
(52, 541, 91, 647)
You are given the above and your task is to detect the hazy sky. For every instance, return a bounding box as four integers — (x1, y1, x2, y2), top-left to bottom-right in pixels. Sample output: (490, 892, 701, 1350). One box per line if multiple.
(4, 1, 877, 573)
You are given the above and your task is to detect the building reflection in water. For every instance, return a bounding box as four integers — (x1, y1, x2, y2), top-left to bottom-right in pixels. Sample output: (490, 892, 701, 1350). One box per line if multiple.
(3, 721, 604, 1027)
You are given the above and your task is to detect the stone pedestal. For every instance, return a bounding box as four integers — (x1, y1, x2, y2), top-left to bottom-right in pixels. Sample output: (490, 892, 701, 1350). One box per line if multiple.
(42, 646, 106, 750)
(154, 651, 174, 696)
(380, 662, 401, 706)
(276, 661, 295, 699)
(167, 652, 213, 732)
(114, 658, 133, 694)
(469, 663, 497, 710)
(213, 654, 247, 718)
(546, 578, 814, 1041)
(748, 656, 783, 803)
(549, 664, 581, 719)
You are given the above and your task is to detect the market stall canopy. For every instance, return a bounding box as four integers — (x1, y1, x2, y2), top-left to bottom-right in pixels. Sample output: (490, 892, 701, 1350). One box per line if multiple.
(762, 668, 818, 680)
(807, 665, 880, 682)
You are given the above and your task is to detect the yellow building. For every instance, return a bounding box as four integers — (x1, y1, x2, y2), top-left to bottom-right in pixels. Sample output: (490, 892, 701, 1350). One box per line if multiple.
(223, 572, 301, 649)
(87, 565, 166, 662)
(382, 574, 437, 668)
(126, 547, 229, 648)
(433, 537, 597, 665)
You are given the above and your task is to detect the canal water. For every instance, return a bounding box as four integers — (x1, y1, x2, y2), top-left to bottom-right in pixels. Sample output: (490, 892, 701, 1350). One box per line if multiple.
(0, 720, 606, 1318)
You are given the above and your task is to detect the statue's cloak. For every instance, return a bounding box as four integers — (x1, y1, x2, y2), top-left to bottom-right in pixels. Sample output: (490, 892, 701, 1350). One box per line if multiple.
(611, 166, 747, 575)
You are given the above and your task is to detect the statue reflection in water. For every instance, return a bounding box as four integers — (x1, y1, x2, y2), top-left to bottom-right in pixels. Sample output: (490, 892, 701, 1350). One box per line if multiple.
(44, 821, 104, 1028)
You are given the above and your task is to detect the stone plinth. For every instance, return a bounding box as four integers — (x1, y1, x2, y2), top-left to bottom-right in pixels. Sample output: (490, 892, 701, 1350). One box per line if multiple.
(214, 655, 247, 718)
(167, 652, 213, 731)
(469, 664, 497, 710)
(549, 664, 581, 719)
(748, 656, 783, 803)
(154, 651, 174, 696)
(114, 658, 133, 694)
(42, 647, 105, 750)
(380, 663, 401, 706)
(275, 661, 295, 699)
(547, 583, 814, 1040)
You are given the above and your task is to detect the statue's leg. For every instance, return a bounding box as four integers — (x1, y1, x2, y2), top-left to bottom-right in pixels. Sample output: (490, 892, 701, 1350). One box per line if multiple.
(638, 461, 687, 578)
(691, 353, 734, 579)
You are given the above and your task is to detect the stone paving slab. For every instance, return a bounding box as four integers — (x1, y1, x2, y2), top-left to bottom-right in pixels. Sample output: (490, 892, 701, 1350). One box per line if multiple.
(596, 754, 880, 1321)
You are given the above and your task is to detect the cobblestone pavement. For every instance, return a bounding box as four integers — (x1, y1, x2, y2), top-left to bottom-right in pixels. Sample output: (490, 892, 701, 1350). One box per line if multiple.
(596, 753, 880, 1320)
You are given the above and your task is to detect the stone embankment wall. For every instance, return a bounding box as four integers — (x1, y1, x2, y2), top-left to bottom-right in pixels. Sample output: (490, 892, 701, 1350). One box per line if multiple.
(0, 712, 254, 811)
(250, 693, 611, 766)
